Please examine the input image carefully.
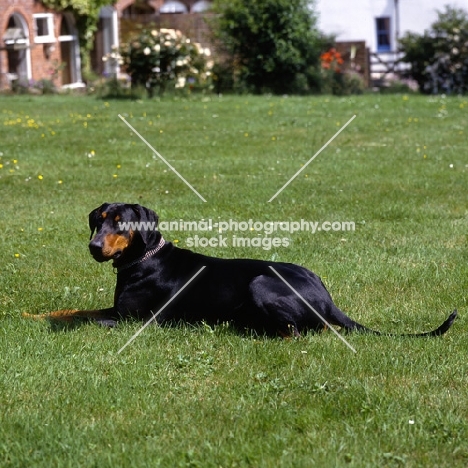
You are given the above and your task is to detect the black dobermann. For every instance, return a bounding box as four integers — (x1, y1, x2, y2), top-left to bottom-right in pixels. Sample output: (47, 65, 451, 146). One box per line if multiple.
(24, 203, 457, 337)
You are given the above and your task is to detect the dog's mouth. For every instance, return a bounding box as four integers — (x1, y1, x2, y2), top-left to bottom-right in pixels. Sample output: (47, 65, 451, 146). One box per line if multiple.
(111, 249, 123, 260)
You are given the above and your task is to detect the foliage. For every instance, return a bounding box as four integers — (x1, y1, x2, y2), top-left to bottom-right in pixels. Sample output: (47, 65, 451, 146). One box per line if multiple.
(319, 48, 366, 95)
(212, 0, 325, 94)
(9, 60, 64, 95)
(399, 5, 468, 94)
(120, 28, 214, 96)
(41, 0, 116, 76)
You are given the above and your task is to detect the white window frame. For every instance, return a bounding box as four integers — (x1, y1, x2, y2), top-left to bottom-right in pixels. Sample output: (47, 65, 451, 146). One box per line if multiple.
(33, 14, 56, 44)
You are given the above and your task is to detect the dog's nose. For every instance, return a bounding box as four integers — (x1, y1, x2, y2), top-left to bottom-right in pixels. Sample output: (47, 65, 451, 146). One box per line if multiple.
(89, 238, 102, 256)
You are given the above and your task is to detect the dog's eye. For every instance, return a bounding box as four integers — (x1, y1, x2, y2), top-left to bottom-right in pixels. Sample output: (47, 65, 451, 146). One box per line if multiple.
(114, 215, 121, 222)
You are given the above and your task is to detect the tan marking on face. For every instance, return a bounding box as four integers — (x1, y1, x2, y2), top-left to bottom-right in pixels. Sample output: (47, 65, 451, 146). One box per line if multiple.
(101, 211, 107, 219)
(114, 215, 121, 222)
(102, 233, 130, 257)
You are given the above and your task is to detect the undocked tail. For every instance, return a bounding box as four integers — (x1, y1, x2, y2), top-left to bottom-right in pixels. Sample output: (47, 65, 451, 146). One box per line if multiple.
(339, 310, 458, 337)
(410, 310, 457, 337)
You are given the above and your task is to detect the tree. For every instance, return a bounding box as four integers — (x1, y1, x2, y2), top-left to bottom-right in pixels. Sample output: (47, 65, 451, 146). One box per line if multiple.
(212, 0, 325, 94)
(399, 6, 468, 94)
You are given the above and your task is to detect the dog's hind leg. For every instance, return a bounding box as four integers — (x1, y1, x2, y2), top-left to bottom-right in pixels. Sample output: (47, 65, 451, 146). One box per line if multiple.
(248, 276, 313, 337)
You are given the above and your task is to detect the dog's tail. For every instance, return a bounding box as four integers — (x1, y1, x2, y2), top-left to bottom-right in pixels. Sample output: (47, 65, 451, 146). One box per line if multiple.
(330, 307, 457, 337)
(406, 309, 458, 337)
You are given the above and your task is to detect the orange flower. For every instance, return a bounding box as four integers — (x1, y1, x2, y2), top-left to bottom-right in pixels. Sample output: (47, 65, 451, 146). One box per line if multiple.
(321, 48, 344, 72)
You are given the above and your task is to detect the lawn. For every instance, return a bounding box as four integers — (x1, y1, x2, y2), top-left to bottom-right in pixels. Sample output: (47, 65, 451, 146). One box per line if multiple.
(0, 92, 467, 467)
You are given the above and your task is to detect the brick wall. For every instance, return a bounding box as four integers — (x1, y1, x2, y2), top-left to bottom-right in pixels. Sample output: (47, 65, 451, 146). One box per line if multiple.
(0, 0, 70, 89)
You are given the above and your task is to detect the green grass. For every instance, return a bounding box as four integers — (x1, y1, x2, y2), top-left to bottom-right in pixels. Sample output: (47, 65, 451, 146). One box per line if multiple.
(0, 93, 467, 467)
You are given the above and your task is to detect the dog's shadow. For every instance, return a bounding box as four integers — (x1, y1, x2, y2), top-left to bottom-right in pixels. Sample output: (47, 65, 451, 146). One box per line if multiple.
(48, 318, 118, 332)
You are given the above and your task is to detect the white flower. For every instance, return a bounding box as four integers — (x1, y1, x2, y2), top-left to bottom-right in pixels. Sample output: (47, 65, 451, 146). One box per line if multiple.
(154, 44, 161, 53)
(204, 48, 211, 57)
(143, 47, 151, 55)
(175, 77, 186, 88)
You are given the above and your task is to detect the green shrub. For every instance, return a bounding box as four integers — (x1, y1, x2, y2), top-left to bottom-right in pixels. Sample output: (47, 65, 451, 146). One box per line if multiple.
(399, 5, 468, 94)
(118, 27, 213, 97)
(320, 48, 366, 95)
(212, 0, 325, 94)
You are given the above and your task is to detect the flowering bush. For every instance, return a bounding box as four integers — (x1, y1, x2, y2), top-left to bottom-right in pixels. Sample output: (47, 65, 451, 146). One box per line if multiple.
(400, 6, 468, 94)
(119, 28, 214, 96)
(320, 48, 344, 72)
(320, 47, 344, 94)
(320, 47, 365, 95)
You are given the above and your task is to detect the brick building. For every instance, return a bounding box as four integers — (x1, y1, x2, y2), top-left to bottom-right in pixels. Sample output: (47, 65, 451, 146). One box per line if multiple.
(0, 0, 82, 90)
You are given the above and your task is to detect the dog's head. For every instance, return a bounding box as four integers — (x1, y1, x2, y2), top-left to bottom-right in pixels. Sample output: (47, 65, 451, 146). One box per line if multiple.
(88, 203, 160, 265)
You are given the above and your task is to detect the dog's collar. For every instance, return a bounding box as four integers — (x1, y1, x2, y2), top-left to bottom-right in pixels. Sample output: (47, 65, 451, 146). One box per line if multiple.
(115, 236, 166, 274)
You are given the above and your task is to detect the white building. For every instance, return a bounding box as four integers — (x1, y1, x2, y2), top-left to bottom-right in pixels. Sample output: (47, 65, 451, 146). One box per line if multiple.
(315, 0, 467, 82)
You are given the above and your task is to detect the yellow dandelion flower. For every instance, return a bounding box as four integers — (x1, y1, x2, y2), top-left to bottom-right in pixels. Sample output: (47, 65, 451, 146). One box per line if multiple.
(58, 180, 63, 184)
(38, 175, 43, 180)
(38, 227, 43, 231)
(113, 174, 118, 178)
(116, 164, 121, 169)
(13, 159, 17, 164)
(14, 253, 20, 258)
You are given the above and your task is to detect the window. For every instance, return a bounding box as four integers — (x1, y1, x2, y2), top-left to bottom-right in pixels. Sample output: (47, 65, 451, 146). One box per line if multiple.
(192, 1, 212, 12)
(376, 17, 391, 52)
(160, 1, 188, 14)
(34, 14, 55, 43)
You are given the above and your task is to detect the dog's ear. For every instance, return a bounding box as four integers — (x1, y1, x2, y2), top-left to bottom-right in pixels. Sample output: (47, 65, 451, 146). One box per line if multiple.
(129, 204, 159, 246)
(89, 203, 110, 240)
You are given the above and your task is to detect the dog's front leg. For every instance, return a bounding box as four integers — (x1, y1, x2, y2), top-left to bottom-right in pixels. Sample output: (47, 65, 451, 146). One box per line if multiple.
(22, 307, 116, 323)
